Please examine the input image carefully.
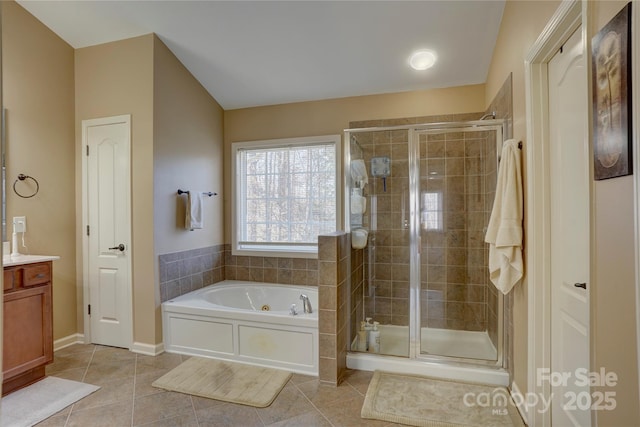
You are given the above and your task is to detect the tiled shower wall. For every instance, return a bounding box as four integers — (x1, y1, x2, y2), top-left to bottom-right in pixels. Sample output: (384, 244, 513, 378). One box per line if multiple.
(420, 130, 493, 332)
(358, 128, 411, 326)
(349, 246, 366, 348)
(350, 112, 497, 333)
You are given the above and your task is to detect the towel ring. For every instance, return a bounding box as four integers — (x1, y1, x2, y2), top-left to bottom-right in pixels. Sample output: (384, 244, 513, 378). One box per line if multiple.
(13, 174, 40, 198)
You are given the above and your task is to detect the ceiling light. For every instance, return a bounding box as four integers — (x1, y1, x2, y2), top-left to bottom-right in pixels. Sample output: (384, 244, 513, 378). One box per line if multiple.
(409, 50, 437, 71)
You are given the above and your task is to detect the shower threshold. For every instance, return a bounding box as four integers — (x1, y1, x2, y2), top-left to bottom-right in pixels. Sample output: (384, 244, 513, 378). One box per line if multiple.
(348, 325, 508, 386)
(369, 325, 498, 360)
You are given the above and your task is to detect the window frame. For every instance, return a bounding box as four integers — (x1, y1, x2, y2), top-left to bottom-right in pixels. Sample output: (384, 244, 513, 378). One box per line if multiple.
(231, 134, 341, 258)
(420, 190, 444, 231)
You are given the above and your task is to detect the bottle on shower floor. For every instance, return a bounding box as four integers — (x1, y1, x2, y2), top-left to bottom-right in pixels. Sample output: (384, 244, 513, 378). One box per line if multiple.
(368, 321, 381, 353)
(357, 321, 368, 351)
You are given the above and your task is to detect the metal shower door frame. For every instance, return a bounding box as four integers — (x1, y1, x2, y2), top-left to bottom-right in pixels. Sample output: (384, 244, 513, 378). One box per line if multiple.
(409, 120, 504, 368)
(344, 119, 505, 368)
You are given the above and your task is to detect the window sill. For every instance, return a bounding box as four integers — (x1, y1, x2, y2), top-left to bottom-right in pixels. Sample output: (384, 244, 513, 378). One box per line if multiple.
(232, 246, 318, 259)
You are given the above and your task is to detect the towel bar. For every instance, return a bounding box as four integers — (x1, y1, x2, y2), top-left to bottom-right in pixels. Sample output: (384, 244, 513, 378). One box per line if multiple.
(177, 189, 217, 197)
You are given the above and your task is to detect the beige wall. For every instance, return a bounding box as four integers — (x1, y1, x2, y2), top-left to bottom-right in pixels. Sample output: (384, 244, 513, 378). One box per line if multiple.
(75, 35, 157, 345)
(152, 35, 224, 342)
(590, 3, 640, 425)
(2, 1, 76, 340)
(223, 84, 486, 243)
(484, 0, 561, 394)
(153, 36, 224, 255)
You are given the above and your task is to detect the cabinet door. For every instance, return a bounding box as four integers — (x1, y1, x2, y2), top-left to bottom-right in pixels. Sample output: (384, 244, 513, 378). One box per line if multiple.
(2, 284, 53, 377)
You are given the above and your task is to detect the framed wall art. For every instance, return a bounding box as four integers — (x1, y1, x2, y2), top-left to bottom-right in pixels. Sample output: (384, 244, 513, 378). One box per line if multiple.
(591, 2, 632, 180)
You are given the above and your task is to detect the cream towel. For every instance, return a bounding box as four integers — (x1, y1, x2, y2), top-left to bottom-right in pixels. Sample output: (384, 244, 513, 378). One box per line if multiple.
(185, 191, 204, 230)
(485, 139, 523, 294)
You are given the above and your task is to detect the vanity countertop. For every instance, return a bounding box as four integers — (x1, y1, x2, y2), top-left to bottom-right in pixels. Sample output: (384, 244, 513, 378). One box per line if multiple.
(3, 254, 60, 267)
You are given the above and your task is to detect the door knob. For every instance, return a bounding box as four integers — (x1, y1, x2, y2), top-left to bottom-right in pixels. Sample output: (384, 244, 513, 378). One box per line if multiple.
(574, 282, 587, 289)
(109, 244, 125, 251)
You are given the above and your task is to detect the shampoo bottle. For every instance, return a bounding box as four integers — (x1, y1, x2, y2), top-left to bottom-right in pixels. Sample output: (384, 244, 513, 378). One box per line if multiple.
(357, 321, 368, 351)
(364, 317, 373, 341)
(368, 321, 381, 353)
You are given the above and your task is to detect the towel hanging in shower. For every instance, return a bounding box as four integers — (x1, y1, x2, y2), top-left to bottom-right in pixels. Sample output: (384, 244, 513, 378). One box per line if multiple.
(485, 139, 523, 294)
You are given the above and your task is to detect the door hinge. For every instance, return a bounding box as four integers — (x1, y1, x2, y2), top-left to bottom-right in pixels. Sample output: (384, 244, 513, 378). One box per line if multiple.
(86, 225, 90, 236)
(86, 145, 89, 156)
(88, 304, 91, 316)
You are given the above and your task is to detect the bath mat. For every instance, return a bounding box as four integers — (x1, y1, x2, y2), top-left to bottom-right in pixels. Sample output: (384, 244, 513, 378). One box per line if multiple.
(0, 376, 100, 427)
(152, 357, 292, 407)
(361, 371, 525, 427)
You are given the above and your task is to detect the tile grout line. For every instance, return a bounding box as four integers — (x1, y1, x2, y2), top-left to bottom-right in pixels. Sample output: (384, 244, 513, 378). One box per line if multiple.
(80, 345, 97, 384)
(252, 406, 267, 427)
(131, 353, 138, 427)
(63, 344, 98, 426)
(185, 353, 202, 427)
(190, 395, 201, 427)
(344, 378, 366, 397)
(290, 381, 336, 427)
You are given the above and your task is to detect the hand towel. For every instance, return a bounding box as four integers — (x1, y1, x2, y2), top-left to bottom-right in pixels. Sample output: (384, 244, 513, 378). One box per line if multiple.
(485, 139, 523, 294)
(185, 191, 204, 230)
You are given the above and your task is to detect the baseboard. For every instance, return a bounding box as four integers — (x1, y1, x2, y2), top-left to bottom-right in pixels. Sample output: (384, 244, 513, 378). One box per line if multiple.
(510, 380, 529, 426)
(54, 333, 86, 352)
(131, 341, 165, 356)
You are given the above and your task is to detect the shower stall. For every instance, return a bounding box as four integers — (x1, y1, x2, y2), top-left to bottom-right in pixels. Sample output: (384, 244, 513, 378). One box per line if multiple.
(345, 119, 508, 385)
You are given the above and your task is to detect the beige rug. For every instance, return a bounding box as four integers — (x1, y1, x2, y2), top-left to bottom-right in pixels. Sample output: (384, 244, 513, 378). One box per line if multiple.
(152, 357, 292, 407)
(361, 371, 525, 427)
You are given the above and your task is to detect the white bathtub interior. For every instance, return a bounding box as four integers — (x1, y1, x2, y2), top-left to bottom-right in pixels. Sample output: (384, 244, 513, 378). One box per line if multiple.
(162, 281, 318, 376)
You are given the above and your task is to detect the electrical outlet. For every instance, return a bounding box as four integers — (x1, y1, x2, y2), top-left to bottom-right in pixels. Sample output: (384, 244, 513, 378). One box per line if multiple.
(13, 216, 26, 233)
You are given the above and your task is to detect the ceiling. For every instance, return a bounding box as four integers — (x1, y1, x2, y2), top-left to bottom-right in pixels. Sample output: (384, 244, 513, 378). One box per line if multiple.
(18, 1, 505, 110)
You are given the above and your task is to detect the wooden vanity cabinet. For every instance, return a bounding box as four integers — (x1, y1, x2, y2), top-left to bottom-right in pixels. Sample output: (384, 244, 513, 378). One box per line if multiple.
(2, 261, 53, 396)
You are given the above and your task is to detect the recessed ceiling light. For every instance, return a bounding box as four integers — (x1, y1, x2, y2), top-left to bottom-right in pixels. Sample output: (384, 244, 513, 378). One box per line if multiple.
(409, 50, 437, 71)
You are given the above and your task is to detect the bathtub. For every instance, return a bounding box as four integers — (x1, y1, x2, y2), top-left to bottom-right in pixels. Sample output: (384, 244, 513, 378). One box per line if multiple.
(162, 280, 318, 375)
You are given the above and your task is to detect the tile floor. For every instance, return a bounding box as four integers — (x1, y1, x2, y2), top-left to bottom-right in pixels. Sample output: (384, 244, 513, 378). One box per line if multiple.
(37, 344, 404, 427)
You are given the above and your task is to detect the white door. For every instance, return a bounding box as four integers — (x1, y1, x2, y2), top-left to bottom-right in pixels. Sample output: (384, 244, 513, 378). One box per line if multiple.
(549, 28, 591, 426)
(83, 115, 132, 349)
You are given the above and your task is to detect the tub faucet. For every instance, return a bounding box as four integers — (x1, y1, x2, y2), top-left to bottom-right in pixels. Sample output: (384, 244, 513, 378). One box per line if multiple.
(300, 294, 313, 314)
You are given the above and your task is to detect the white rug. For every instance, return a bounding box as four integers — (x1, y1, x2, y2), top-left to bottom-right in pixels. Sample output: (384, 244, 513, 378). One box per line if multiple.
(0, 377, 100, 427)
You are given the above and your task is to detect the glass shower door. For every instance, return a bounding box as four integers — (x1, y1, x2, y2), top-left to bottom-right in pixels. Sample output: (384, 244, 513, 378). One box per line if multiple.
(416, 128, 500, 362)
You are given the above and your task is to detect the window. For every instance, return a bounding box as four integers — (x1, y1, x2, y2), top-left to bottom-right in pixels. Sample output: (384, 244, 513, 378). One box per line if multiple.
(420, 191, 443, 231)
(232, 135, 340, 257)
